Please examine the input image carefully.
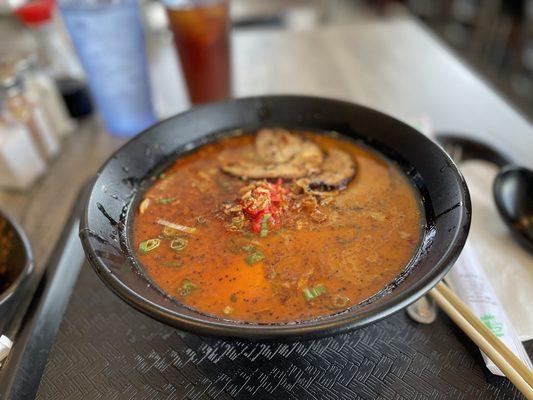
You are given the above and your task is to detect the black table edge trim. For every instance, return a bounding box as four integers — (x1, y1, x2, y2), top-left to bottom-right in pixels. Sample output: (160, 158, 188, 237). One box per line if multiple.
(0, 185, 90, 400)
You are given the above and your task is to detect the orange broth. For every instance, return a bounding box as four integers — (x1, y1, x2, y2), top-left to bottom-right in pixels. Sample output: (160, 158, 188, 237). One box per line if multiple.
(133, 131, 422, 323)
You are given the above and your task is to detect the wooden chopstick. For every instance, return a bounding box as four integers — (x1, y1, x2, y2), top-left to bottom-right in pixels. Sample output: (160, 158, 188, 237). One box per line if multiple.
(429, 282, 533, 400)
(436, 283, 533, 384)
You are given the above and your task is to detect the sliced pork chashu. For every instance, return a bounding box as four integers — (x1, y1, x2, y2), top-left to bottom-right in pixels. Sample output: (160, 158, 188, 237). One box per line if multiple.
(222, 129, 323, 179)
(221, 161, 311, 179)
(255, 128, 322, 165)
(221, 129, 356, 190)
(302, 149, 357, 191)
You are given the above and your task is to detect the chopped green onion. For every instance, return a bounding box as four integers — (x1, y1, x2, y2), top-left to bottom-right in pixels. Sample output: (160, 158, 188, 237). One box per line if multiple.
(156, 197, 176, 204)
(303, 284, 327, 301)
(170, 237, 188, 251)
(157, 218, 197, 234)
(243, 230, 253, 239)
(242, 244, 256, 253)
(162, 261, 182, 268)
(245, 251, 265, 265)
(162, 225, 178, 237)
(139, 238, 160, 254)
(260, 214, 271, 237)
(196, 216, 207, 225)
(332, 295, 350, 309)
(179, 279, 197, 296)
(302, 288, 313, 301)
(222, 305, 234, 315)
(230, 294, 238, 303)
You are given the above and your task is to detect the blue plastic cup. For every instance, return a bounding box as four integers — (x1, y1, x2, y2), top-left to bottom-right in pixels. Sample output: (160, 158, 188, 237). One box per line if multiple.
(60, 0, 157, 136)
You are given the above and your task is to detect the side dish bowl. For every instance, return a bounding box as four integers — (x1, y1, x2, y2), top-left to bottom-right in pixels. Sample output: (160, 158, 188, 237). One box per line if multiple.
(0, 209, 33, 318)
(80, 95, 471, 340)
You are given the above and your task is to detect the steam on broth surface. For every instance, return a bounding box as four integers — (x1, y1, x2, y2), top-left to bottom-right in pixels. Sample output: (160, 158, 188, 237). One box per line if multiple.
(133, 129, 422, 323)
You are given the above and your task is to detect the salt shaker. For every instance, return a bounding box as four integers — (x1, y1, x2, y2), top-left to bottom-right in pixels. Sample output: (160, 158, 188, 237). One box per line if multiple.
(17, 54, 75, 138)
(0, 72, 60, 161)
(0, 95, 46, 190)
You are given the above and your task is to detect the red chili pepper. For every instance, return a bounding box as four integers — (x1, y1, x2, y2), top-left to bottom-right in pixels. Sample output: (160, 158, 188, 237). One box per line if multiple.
(241, 179, 286, 233)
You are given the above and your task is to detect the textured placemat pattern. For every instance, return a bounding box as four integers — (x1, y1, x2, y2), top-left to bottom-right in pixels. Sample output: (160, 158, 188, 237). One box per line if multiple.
(35, 264, 531, 400)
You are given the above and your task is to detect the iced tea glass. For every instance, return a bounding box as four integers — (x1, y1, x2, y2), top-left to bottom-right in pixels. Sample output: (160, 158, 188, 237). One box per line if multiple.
(165, 0, 231, 104)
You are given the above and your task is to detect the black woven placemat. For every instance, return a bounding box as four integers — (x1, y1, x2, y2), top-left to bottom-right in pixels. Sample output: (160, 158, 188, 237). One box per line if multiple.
(35, 263, 530, 400)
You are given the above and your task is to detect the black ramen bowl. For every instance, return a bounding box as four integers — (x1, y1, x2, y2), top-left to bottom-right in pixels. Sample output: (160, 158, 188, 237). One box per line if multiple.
(0, 210, 33, 319)
(80, 95, 471, 340)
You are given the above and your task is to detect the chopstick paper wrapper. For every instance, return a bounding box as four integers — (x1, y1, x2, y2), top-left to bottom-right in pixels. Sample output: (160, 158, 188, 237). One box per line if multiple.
(447, 242, 533, 376)
(0, 335, 12, 367)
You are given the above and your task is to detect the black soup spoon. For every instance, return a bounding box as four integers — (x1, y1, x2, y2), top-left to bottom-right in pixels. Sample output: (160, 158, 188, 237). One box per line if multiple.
(493, 166, 533, 254)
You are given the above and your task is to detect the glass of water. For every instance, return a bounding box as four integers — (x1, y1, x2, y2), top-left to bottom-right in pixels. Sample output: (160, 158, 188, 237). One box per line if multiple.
(59, 0, 157, 136)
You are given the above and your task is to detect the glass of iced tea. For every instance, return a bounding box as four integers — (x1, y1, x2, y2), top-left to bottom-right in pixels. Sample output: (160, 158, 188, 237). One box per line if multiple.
(165, 0, 231, 105)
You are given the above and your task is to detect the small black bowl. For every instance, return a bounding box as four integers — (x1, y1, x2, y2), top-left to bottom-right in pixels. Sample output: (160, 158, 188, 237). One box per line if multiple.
(0, 210, 33, 318)
(493, 166, 533, 253)
(80, 95, 471, 340)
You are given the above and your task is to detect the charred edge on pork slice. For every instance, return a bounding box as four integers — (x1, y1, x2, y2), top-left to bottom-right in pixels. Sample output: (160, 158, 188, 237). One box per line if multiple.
(306, 149, 357, 191)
